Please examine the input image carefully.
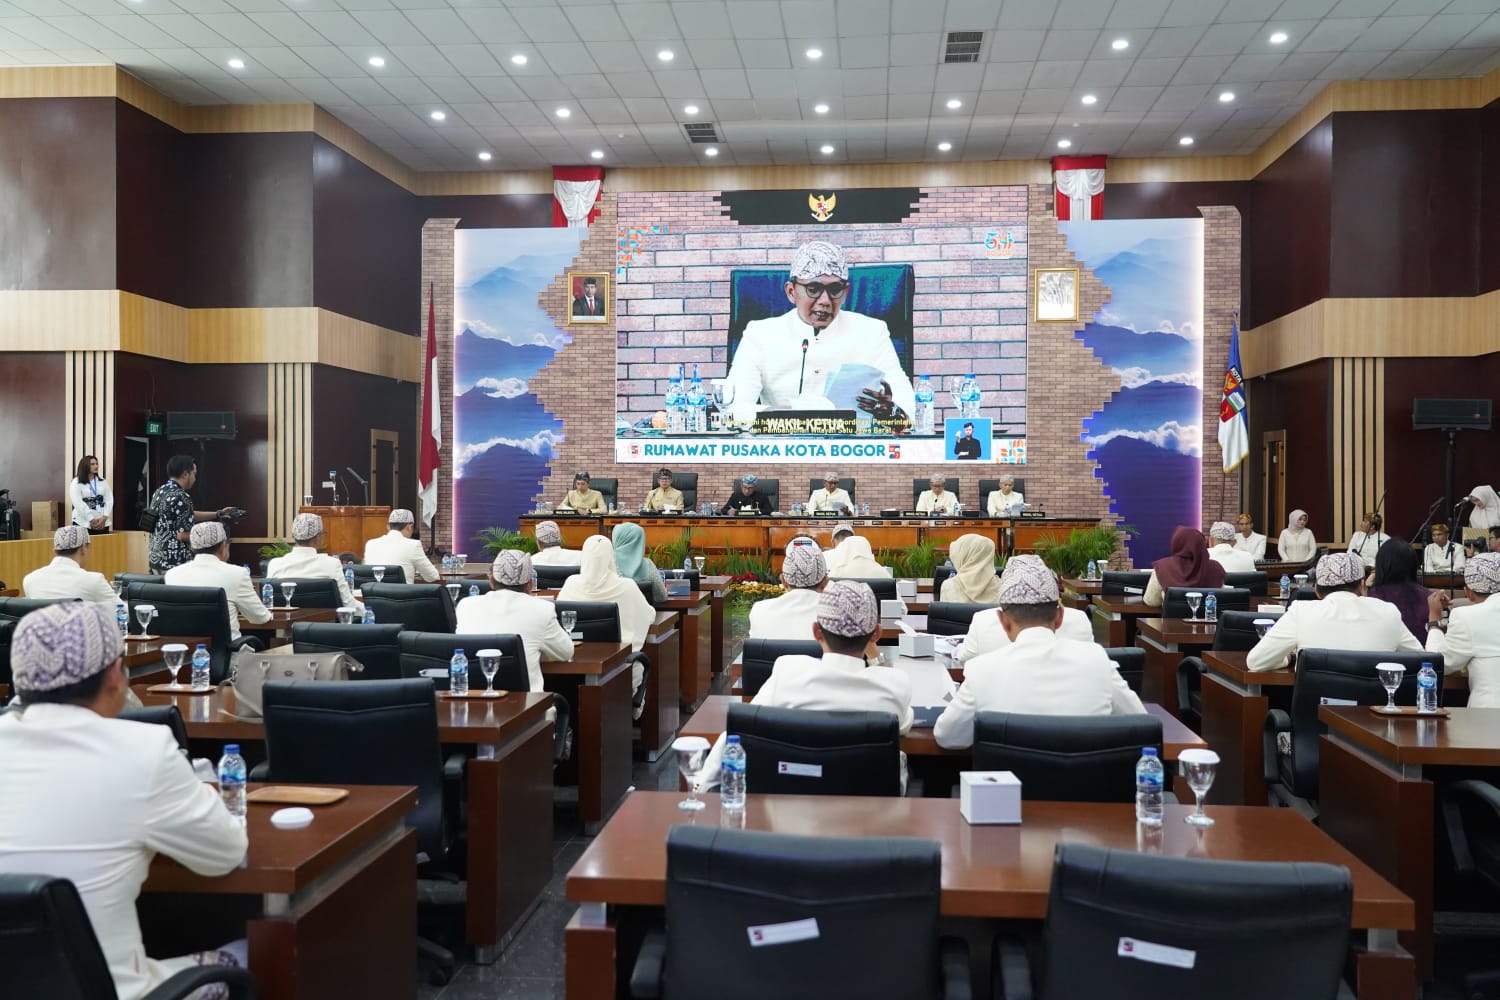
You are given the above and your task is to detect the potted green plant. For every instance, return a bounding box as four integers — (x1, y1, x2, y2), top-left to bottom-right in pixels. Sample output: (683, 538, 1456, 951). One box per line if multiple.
(875, 538, 942, 579)
(1034, 524, 1133, 579)
(475, 527, 539, 559)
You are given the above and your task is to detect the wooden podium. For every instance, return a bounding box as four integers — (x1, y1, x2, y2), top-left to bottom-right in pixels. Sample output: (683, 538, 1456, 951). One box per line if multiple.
(298, 506, 390, 557)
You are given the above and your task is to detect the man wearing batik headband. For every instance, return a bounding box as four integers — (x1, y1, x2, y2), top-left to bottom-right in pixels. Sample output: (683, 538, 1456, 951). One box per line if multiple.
(724, 239, 917, 427)
(693, 580, 913, 791)
(1206, 520, 1257, 574)
(1247, 551, 1422, 672)
(21, 525, 117, 604)
(363, 508, 440, 584)
(935, 556, 1145, 749)
(265, 512, 362, 612)
(1423, 553, 1500, 707)
(456, 550, 573, 700)
(529, 519, 583, 566)
(748, 544, 830, 641)
(164, 520, 270, 643)
(0, 602, 249, 1000)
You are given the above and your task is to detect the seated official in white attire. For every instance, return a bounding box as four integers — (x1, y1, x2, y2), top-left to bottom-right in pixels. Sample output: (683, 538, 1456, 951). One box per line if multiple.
(1246, 552, 1423, 672)
(265, 512, 362, 612)
(529, 519, 583, 566)
(0, 603, 248, 1000)
(695, 580, 913, 791)
(362, 508, 440, 584)
(22, 525, 118, 605)
(163, 521, 270, 642)
(958, 602, 1093, 665)
(824, 523, 891, 578)
(1347, 512, 1390, 570)
(1425, 553, 1500, 707)
(1233, 513, 1267, 562)
(1424, 522, 1466, 575)
(916, 474, 959, 516)
(456, 550, 572, 707)
(1206, 520, 1258, 574)
(986, 475, 1024, 516)
(748, 545, 829, 640)
(806, 471, 854, 514)
(935, 556, 1146, 749)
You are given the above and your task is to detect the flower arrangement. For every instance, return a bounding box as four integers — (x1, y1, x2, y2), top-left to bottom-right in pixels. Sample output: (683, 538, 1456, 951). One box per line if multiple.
(726, 580, 785, 616)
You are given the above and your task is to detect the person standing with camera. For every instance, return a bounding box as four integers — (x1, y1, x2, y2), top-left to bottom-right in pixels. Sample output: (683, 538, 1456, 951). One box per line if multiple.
(145, 455, 238, 573)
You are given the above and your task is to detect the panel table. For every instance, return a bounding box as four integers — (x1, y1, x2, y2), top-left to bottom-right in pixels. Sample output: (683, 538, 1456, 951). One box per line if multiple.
(1089, 594, 1154, 648)
(542, 641, 636, 834)
(658, 591, 713, 712)
(637, 611, 680, 761)
(1134, 617, 1217, 718)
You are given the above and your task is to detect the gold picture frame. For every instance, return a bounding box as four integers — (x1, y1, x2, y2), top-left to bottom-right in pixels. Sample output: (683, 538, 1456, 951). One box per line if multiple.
(1033, 267, 1079, 323)
(566, 271, 610, 325)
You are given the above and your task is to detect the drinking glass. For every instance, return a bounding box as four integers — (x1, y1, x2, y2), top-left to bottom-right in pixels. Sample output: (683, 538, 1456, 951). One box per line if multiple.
(162, 643, 188, 688)
(945, 375, 964, 415)
(336, 606, 354, 624)
(1179, 749, 1219, 827)
(1253, 618, 1275, 639)
(862, 503, 871, 516)
(693, 555, 706, 573)
(372, 566, 385, 584)
(280, 581, 297, 609)
(446, 582, 462, 604)
(560, 609, 578, 637)
(477, 648, 501, 697)
(1293, 573, 1309, 589)
(673, 736, 711, 811)
(1377, 663, 1406, 712)
(134, 604, 156, 639)
(1185, 592, 1202, 621)
(111, 580, 123, 598)
(456, 554, 468, 570)
(306, 658, 320, 681)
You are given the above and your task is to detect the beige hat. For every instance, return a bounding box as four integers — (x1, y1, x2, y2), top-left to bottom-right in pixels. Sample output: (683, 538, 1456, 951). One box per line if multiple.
(997, 554, 1060, 605)
(52, 525, 89, 552)
(389, 508, 415, 525)
(291, 512, 324, 542)
(189, 521, 227, 549)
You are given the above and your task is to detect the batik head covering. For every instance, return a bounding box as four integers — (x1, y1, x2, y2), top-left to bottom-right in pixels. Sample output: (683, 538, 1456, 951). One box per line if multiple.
(389, 508, 414, 525)
(785, 536, 820, 553)
(189, 521, 226, 549)
(823, 470, 839, 482)
(782, 546, 828, 589)
(52, 525, 88, 552)
(789, 240, 849, 282)
(832, 522, 855, 539)
(1315, 552, 1366, 588)
(741, 474, 758, 486)
(1465, 553, 1500, 596)
(534, 520, 562, 547)
(815, 580, 878, 638)
(291, 512, 323, 542)
(997, 554, 1059, 605)
(11, 601, 122, 693)
(492, 550, 532, 587)
(1208, 521, 1236, 543)
(929, 474, 946, 486)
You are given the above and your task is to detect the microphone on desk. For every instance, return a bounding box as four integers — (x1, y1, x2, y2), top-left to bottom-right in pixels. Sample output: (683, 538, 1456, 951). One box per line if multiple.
(798, 338, 809, 395)
(346, 466, 368, 487)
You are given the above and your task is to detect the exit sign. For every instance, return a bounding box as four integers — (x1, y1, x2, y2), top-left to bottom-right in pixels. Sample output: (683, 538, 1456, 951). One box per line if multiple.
(145, 418, 164, 436)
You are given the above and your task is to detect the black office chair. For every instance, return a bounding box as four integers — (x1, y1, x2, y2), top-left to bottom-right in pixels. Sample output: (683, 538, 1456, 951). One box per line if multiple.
(727, 702, 901, 797)
(1105, 647, 1145, 694)
(826, 576, 898, 602)
(590, 478, 618, 509)
(671, 471, 699, 510)
(264, 576, 342, 609)
(397, 632, 530, 692)
(630, 826, 967, 1000)
(452, 578, 492, 601)
(361, 583, 457, 633)
(119, 703, 190, 754)
(1263, 648, 1438, 805)
(1162, 586, 1251, 619)
(534, 564, 581, 590)
(927, 602, 992, 637)
(1175, 609, 1287, 729)
(0, 596, 78, 625)
(910, 478, 960, 510)
(994, 844, 1353, 1000)
(0, 620, 13, 691)
(1223, 571, 1269, 596)
(1100, 570, 1150, 596)
(292, 622, 403, 681)
(350, 564, 407, 586)
(114, 572, 165, 587)
(125, 583, 260, 683)
(972, 712, 1163, 803)
(933, 564, 1002, 596)
(1439, 780, 1500, 999)
(804, 477, 857, 509)
(0, 874, 257, 1000)
(554, 602, 620, 643)
(739, 639, 821, 698)
(978, 477, 1026, 514)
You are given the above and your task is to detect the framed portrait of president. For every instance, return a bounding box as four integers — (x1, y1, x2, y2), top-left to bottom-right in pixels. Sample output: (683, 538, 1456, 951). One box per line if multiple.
(567, 271, 610, 324)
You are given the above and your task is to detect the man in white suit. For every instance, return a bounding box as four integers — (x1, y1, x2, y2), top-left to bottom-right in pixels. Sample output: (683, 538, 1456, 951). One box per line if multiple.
(1423, 522, 1466, 575)
(265, 512, 361, 612)
(1207, 521, 1258, 574)
(935, 556, 1146, 749)
(456, 550, 573, 701)
(916, 474, 960, 516)
(22, 525, 118, 605)
(164, 521, 270, 643)
(958, 601, 1093, 665)
(806, 471, 854, 514)
(1246, 552, 1422, 672)
(1425, 553, 1500, 707)
(748, 545, 828, 640)
(529, 520, 583, 566)
(0, 602, 248, 1000)
(363, 508, 440, 584)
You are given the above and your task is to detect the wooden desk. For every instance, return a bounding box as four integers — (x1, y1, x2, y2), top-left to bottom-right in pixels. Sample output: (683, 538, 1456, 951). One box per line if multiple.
(123, 635, 211, 680)
(877, 614, 928, 642)
(1319, 706, 1500, 979)
(564, 792, 1414, 1000)
(1089, 594, 1154, 648)
(1059, 577, 1100, 612)
(1135, 617, 1217, 718)
(143, 784, 417, 1000)
(659, 591, 713, 712)
(133, 686, 556, 963)
(239, 607, 337, 637)
(542, 642, 635, 833)
(0, 530, 149, 583)
(697, 574, 733, 677)
(638, 611, 681, 761)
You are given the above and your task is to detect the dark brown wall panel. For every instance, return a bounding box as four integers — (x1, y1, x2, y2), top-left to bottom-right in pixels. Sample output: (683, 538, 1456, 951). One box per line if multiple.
(1246, 119, 1333, 328)
(115, 101, 187, 304)
(1483, 99, 1500, 295)
(0, 353, 66, 532)
(1245, 361, 1333, 540)
(310, 366, 417, 522)
(0, 98, 116, 291)
(1330, 110, 1481, 300)
(421, 194, 556, 229)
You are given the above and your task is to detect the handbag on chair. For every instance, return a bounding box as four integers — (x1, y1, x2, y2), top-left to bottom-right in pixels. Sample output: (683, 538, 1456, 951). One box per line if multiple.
(225, 649, 362, 720)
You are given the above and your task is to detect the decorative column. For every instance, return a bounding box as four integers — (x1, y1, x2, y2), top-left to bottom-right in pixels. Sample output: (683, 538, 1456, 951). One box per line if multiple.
(266, 362, 313, 539)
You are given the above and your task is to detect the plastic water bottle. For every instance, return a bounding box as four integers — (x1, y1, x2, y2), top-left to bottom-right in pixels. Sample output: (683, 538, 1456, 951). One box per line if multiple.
(115, 600, 129, 639)
(218, 744, 247, 824)
(190, 643, 212, 690)
(1204, 592, 1218, 623)
(913, 376, 935, 435)
(959, 374, 983, 418)
(686, 364, 707, 433)
(450, 648, 469, 694)
(468, 584, 480, 600)
(1086, 559, 1098, 581)
(1279, 573, 1292, 602)
(261, 581, 274, 608)
(363, 607, 375, 624)
(665, 367, 687, 434)
(1418, 662, 1439, 713)
(721, 735, 747, 811)
(1135, 747, 1164, 826)
(683, 556, 693, 576)
(442, 554, 453, 574)
(343, 564, 355, 590)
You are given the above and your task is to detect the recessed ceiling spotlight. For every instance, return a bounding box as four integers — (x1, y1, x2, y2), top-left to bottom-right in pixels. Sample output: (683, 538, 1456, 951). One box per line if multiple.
(478, 151, 492, 161)
(429, 110, 446, 121)
(227, 57, 244, 69)
(367, 56, 385, 68)
(946, 98, 962, 109)
(806, 47, 822, 59)
(590, 149, 604, 159)
(820, 144, 834, 154)
(555, 107, 571, 118)
(1219, 91, 1235, 102)
(1057, 138, 1072, 148)
(1111, 38, 1129, 51)
(684, 104, 700, 115)
(657, 49, 674, 61)
(813, 102, 830, 114)
(1269, 31, 1288, 44)
(1081, 94, 1097, 105)
(511, 53, 527, 65)
(937, 141, 952, 151)
(1179, 136, 1194, 145)
(704, 146, 719, 156)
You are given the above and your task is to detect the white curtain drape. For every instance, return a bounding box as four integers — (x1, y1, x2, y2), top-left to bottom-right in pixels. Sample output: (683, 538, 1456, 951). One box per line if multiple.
(1054, 168, 1107, 221)
(553, 179, 601, 228)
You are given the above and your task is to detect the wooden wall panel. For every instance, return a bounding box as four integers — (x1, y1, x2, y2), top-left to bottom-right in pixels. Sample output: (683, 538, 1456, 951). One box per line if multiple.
(0, 353, 66, 532)
(0, 532, 148, 589)
(1244, 361, 1333, 542)
(267, 363, 312, 540)
(1331, 358, 1385, 544)
(1484, 98, 1500, 295)
(1246, 118, 1333, 329)
(115, 101, 187, 305)
(65, 351, 116, 505)
(311, 366, 417, 520)
(0, 291, 120, 350)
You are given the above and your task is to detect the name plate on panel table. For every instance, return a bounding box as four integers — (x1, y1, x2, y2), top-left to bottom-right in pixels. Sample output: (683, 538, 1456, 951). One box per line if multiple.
(615, 435, 1029, 465)
(811, 511, 841, 518)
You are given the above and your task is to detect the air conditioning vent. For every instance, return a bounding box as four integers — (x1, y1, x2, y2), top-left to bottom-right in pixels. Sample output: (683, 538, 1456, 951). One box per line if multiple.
(683, 122, 720, 143)
(944, 30, 983, 63)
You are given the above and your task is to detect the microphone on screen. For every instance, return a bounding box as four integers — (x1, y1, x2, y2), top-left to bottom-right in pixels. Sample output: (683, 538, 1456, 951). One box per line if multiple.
(798, 338, 809, 394)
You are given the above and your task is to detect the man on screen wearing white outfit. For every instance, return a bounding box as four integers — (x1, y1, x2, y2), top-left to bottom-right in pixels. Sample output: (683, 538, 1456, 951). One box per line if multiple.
(363, 508, 440, 584)
(725, 241, 915, 427)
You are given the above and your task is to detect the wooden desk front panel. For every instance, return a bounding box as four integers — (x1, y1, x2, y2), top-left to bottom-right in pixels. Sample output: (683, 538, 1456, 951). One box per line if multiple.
(297, 506, 390, 560)
(0, 530, 149, 583)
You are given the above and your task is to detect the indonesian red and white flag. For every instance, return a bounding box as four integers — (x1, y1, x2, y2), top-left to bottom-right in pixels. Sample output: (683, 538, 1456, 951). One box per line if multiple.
(418, 284, 441, 526)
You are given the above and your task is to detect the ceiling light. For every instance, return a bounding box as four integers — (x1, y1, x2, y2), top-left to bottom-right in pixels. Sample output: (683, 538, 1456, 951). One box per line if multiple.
(946, 98, 962, 109)
(511, 53, 527, 65)
(1269, 31, 1288, 44)
(657, 49, 674, 61)
(806, 47, 822, 59)
(1057, 138, 1072, 148)
(478, 151, 492, 161)
(820, 144, 834, 154)
(226, 58, 244, 69)
(429, 110, 446, 121)
(590, 149, 604, 159)
(555, 107, 571, 118)
(1179, 136, 1194, 146)
(367, 56, 385, 68)
(1081, 94, 1097, 105)
(704, 146, 719, 157)
(1111, 38, 1129, 51)
(684, 104, 700, 115)
(937, 141, 952, 151)
(1219, 91, 1235, 102)
(813, 103, 830, 114)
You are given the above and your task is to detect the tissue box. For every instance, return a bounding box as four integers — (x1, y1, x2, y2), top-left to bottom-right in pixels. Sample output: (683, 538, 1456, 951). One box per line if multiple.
(898, 632, 935, 657)
(959, 771, 1022, 825)
(665, 578, 691, 597)
(879, 599, 907, 619)
(896, 579, 918, 599)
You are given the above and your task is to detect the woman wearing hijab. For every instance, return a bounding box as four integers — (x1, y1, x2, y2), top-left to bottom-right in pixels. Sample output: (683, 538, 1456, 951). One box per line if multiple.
(1277, 509, 1317, 563)
(1367, 537, 1431, 642)
(558, 536, 655, 715)
(939, 534, 1002, 605)
(1466, 485, 1500, 530)
(611, 522, 667, 604)
(1144, 526, 1227, 607)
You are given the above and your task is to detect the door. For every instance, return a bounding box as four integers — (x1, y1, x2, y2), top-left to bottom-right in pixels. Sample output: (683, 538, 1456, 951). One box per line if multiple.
(369, 430, 399, 508)
(1262, 430, 1286, 534)
(121, 436, 150, 528)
